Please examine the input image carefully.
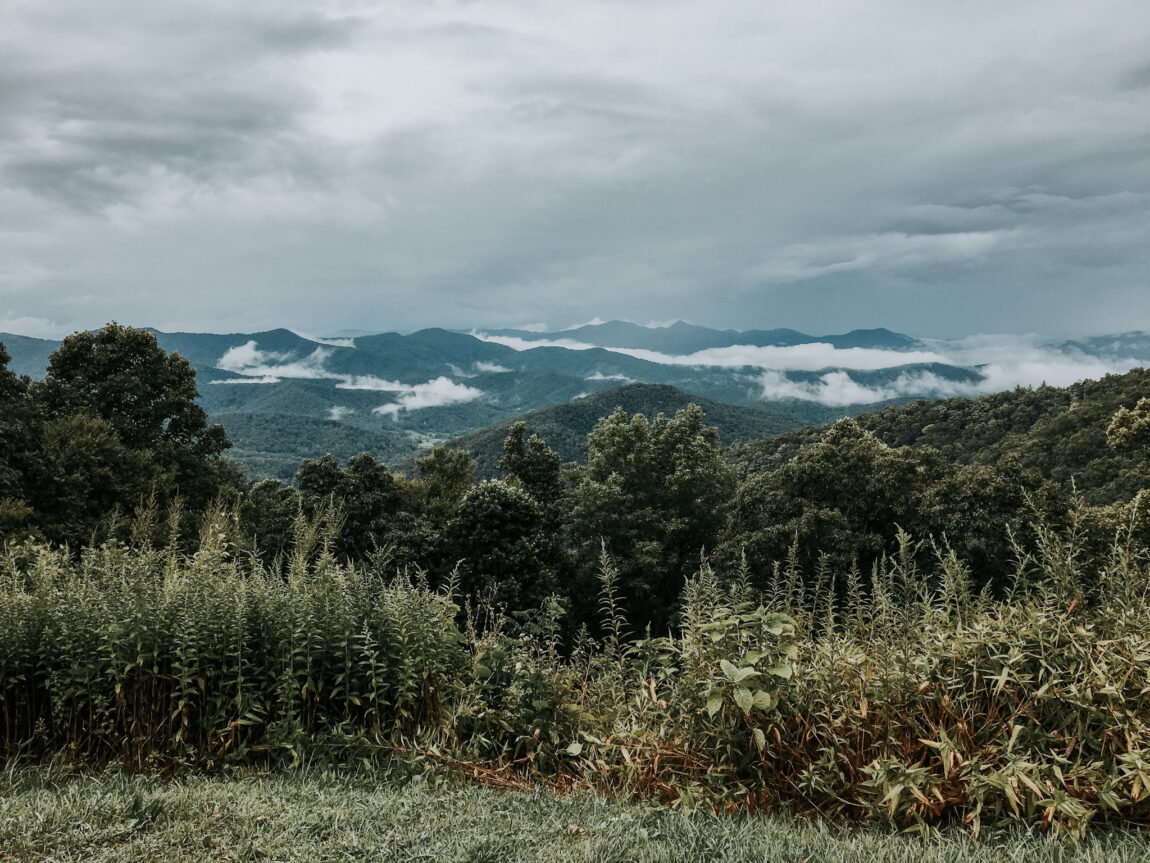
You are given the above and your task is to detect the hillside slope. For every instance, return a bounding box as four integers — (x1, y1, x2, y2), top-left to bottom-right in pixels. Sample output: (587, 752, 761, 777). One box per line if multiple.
(219, 412, 421, 482)
(404, 383, 844, 479)
(727, 366, 1150, 504)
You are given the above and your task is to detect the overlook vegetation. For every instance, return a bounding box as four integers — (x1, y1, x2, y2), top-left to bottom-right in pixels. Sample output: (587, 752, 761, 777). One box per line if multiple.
(3, 323, 1150, 840)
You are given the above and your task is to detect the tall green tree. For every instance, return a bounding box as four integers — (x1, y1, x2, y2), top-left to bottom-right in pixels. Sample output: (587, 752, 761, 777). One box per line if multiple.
(1108, 397, 1150, 459)
(724, 419, 950, 581)
(442, 480, 559, 612)
(724, 419, 1066, 594)
(296, 452, 406, 561)
(499, 421, 561, 504)
(569, 404, 734, 633)
(37, 324, 228, 456)
(26, 324, 237, 545)
(0, 343, 38, 539)
(414, 447, 477, 524)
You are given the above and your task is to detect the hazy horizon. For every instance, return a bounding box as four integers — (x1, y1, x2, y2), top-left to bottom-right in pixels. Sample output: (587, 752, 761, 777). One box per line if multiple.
(3, 315, 1150, 343)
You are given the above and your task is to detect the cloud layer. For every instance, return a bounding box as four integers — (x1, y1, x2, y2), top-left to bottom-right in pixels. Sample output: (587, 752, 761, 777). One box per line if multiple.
(0, 1, 1147, 337)
(476, 328, 1149, 405)
(215, 341, 484, 413)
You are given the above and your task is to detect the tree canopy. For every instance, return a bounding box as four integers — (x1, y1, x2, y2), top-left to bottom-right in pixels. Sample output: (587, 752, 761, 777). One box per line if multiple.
(1, 324, 237, 546)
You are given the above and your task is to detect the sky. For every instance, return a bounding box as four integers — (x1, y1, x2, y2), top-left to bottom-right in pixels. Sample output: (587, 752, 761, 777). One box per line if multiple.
(1, 0, 1148, 340)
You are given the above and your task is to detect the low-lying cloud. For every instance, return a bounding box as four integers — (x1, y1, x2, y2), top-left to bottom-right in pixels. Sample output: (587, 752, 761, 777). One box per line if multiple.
(472, 331, 948, 370)
(372, 377, 483, 419)
(215, 342, 484, 414)
(753, 336, 1147, 405)
(293, 331, 357, 349)
(475, 329, 1147, 406)
(218, 341, 333, 379)
(758, 369, 982, 406)
(209, 375, 282, 385)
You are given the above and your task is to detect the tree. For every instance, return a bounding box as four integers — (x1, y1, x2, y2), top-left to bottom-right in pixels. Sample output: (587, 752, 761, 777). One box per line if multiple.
(29, 413, 157, 546)
(569, 404, 735, 633)
(295, 452, 405, 561)
(723, 419, 950, 582)
(499, 422, 561, 504)
(916, 456, 1066, 591)
(414, 447, 477, 524)
(723, 419, 1066, 595)
(1108, 397, 1150, 458)
(237, 479, 301, 562)
(27, 324, 237, 544)
(442, 480, 559, 612)
(0, 342, 38, 541)
(37, 324, 228, 456)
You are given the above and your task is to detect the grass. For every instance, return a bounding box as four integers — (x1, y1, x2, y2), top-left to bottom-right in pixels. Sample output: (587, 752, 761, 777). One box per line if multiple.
(2, 766, 1149, 863)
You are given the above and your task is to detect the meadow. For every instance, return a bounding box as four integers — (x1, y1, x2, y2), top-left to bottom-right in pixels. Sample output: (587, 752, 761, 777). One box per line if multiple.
(4, 765, 1150, 862)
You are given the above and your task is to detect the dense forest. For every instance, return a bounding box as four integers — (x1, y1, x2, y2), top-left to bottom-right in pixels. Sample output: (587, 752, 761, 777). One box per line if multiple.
(3, 324, 1150, 832)
(401, 382, 848, 481)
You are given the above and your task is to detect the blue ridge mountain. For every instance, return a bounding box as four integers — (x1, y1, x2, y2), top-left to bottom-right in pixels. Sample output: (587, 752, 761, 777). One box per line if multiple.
(481, 320, 923, 353)
(2, 324, 1145, 482)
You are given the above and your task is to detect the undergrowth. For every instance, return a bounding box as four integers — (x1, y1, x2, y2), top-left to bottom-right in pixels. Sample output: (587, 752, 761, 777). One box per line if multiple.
(3, 504, 1150, 835)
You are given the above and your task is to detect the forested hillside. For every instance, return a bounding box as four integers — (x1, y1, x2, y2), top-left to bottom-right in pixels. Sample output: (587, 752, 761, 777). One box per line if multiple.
(401, 383, 841, 478)
(728, 366, 1150, 505)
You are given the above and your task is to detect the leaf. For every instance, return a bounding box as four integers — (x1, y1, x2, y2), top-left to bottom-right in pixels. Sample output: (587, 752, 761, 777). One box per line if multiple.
(734, 686, 753, 714)
(767, 662, 793, 680)
(752, 689, 774, 711)
(731, 666, 759, 683)
(565, 742, 583, 756)
(720, 659, 739, 681)
(753, 727, 766, 752)
(764, 615, 789, 635)
(706, 694, 723, 718)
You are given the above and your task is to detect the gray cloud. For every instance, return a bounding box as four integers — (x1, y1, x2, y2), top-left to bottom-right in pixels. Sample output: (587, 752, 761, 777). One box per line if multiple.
(0, 0, 1147, 337)
(477, 328, 1150, 405)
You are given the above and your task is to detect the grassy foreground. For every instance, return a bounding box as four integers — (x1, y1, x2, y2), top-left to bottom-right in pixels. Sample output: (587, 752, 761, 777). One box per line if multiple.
(1, 767, 1148, 863)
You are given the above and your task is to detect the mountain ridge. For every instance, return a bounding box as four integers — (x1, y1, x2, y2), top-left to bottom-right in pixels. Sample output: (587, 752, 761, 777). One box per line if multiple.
(3, 324, 1147, 483)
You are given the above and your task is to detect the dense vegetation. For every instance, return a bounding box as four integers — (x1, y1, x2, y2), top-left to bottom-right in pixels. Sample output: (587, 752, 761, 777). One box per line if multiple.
(3, 504, 1150, 835)
(728, 369, 1150, 506)
(0, 326, 241, 547)
(406, 383, 826, 480)
(3, 323, 1150, 836)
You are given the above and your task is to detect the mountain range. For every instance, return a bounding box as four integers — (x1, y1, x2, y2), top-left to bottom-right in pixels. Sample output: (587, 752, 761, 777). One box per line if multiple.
(2, 321, 1147, 482)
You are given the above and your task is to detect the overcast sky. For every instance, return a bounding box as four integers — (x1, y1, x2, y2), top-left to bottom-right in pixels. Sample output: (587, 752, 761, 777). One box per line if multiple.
(2, 0, 1148, 339)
